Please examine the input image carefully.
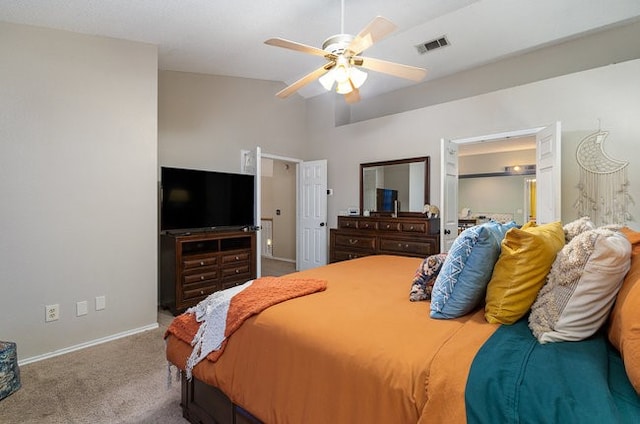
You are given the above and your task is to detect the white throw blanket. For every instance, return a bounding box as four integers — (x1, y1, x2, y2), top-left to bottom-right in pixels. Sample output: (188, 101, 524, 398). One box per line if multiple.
(185, 280, 253, 379)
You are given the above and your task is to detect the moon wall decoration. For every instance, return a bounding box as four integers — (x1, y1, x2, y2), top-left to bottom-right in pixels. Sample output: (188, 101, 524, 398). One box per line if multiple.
(573, 130, 632, 226)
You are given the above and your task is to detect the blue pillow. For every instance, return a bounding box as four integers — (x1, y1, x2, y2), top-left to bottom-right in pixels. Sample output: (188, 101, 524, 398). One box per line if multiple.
(430, 221, 517, 319)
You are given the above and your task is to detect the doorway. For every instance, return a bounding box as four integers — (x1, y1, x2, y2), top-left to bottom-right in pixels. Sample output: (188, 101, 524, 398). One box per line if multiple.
(458, 136, 536, 226)
(260, 157, 297, 276)
(242, 149, 328, 274)
(440, 123, 561, 252)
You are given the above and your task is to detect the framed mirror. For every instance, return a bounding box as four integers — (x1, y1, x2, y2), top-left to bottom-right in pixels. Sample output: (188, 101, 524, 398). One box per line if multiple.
(360, 156, 430, 217)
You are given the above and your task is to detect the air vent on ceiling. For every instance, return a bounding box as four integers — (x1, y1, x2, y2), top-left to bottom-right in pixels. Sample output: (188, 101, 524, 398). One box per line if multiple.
(416, 36, 449, 54)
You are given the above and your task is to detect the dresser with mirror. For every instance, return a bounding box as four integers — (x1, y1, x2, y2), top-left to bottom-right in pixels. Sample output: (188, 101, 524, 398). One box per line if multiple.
(330, 156, 440, 262)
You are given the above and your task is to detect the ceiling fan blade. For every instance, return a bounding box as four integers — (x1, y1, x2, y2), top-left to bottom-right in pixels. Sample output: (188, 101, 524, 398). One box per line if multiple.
(344, 87, 361, 104)
(265, 37, 328, 58)
(346, 16, 397, 56)
(355, 56, 427, 81)
(275, 63, 335, 98)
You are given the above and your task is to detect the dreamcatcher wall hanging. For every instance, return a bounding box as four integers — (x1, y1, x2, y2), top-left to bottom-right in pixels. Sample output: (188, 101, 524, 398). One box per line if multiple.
(573, 129, 634, 226)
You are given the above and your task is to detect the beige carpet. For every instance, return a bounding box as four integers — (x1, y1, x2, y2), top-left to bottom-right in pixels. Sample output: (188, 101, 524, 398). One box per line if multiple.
(0, 311, 187, 424)
(261, 257, 296, 277)
(1, 263, 296, 423)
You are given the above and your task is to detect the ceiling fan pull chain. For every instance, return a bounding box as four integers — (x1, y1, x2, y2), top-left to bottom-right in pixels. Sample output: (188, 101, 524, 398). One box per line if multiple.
(341, 0, 345, 34)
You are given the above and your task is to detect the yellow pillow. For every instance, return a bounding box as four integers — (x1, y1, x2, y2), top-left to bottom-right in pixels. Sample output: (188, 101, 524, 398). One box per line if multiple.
(484, 221, 565, 324)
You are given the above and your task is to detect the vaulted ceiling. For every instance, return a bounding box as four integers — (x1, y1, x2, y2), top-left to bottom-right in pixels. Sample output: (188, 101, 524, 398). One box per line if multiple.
(2, 0, 640, 100)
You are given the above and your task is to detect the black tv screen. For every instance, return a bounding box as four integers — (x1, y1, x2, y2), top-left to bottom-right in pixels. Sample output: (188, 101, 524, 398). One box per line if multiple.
(161, 167, 255, 232)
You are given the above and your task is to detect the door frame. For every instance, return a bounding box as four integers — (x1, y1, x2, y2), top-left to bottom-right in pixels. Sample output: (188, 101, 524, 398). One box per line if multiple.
(441, 125, 549, 252)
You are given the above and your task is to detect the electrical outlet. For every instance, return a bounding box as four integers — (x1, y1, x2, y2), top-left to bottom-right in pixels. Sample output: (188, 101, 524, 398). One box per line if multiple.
(45, 304, 59, 322)
(76, 301, 88, 316)
(95, 296, 106, 311)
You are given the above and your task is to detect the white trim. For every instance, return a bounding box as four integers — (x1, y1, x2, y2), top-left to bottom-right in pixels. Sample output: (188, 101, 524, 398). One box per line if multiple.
(452, 127, 545, 144)
(18, 322, 159, 366)
(263, 255, 296, 263)
(261, 152, 303, 164)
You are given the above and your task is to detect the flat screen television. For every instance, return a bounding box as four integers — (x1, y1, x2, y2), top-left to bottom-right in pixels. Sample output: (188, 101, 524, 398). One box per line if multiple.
(160, 166, 255, 233)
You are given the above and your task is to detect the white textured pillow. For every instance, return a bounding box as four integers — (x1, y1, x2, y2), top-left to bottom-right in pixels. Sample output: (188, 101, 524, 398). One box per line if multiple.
(529, 228, 631, 343)
(563, 216, 595, 242)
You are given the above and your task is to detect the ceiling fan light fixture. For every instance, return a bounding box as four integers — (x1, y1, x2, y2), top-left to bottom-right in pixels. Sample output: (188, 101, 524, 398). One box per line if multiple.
(318, 70, 336, 91)
(335, 79, 354, 94)
(319, 59, 367, 94)
(334, 56, 350, 83)
(349, 66, 368, 88)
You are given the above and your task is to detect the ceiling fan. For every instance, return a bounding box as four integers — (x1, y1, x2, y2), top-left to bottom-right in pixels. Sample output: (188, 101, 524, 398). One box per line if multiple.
(264, 1, 427, 104)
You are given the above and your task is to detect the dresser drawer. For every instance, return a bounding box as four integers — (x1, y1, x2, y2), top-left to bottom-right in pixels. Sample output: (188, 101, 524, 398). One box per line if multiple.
(357, 220, 378, 230)
(221, 251, 250, 265)
(378, 221, 401, 231)
(221, 263, 251, 279)
(332, 250, 374, 262)
(183, 256, 218, 269)
(379, 237, 438, 256)
(338, 217, 359, 229)
(401, 222, 427, 233)
(334, 234, 376, 252)
(182, 281, 220, 300)
(183, 268, 219, 284)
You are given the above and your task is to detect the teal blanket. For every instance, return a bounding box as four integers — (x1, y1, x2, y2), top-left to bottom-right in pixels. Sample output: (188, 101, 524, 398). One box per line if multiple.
(466, 318, 640, 423)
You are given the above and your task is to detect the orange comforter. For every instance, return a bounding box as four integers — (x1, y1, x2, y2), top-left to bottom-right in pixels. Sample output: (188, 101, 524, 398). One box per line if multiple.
(165, 255, 499, 424)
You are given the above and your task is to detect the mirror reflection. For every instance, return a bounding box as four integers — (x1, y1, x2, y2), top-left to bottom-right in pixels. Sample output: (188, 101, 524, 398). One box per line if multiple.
(360, 157, 430, 215)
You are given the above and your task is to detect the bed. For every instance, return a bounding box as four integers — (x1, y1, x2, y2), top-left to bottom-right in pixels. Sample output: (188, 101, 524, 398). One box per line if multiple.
(165, 224, 640, 424)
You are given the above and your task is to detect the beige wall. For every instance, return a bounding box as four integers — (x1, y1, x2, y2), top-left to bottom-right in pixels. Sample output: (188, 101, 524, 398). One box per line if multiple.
(0, 22, 158, 361)
(305, 58, 640, 232)
(348, 20, 640, 124)
(158, 71, 308, 173)
(459, 149, 536, 175)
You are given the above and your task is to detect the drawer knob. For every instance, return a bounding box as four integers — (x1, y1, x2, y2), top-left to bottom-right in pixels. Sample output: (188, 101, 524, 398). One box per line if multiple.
(235, 256, 239, 260)
(200, 261, 205, 266)
(235, 269, 240, 274)
(349, 239, 358, 245)
(385, 224, 390, 229)
(409, 226, 414, 230)
(200, 290, 204, 295)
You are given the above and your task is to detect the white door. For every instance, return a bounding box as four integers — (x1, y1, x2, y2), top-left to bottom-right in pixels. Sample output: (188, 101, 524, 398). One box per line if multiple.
(535, 122, 562, 224)
(298, 160, 328, 270)
(440, 139, 459, 253)
(241, 147, 262, 277)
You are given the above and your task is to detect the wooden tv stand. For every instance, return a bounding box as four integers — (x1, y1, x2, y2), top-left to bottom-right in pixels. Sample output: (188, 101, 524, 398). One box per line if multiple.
(160, 230, 256, 315)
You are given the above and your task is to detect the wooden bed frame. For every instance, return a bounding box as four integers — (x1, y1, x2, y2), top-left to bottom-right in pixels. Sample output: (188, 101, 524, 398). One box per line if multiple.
(181, 374, 262, 424)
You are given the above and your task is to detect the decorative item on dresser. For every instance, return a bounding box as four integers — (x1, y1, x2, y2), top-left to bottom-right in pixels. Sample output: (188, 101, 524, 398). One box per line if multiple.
(330, 215, 440, 262)
(160, 230, 257, 315)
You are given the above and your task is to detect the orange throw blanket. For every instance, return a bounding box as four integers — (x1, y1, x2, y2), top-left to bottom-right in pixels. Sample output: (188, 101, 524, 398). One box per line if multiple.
(165, 276, 327, 375)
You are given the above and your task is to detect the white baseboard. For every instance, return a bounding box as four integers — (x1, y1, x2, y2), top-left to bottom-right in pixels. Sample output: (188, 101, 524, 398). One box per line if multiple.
(18, 322, 159, 366)
(262, 256, 295, 263)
